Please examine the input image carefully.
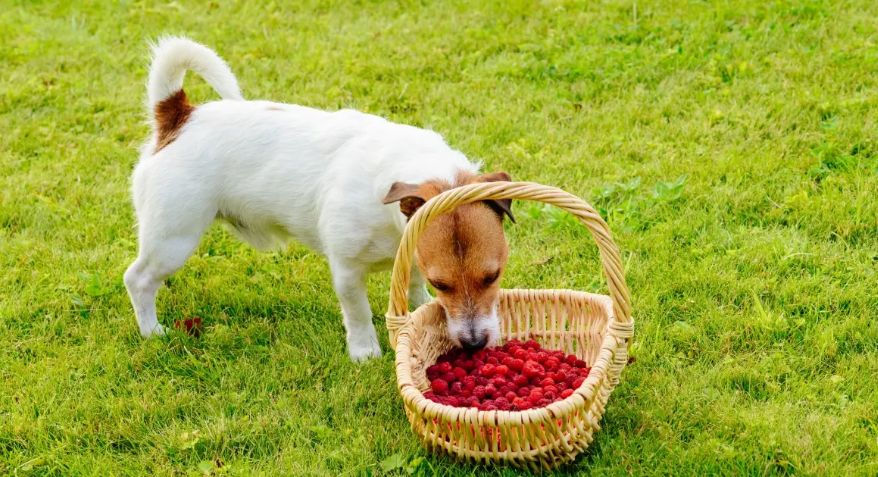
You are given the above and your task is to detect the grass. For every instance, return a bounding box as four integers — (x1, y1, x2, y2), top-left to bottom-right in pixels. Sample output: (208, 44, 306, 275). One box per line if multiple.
(2, 0, 877, 475)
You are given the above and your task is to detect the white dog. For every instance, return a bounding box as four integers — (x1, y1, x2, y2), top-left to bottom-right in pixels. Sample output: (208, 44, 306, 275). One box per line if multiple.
(124, 37, 514, 360)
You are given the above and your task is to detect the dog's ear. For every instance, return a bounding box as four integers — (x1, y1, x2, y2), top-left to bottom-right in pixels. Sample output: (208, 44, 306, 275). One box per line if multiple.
(475, 171, 515, 223)
(382, 182, 428, 219)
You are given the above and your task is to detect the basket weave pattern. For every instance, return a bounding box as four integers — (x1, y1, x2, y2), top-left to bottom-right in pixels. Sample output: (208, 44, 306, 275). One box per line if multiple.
(386, 182, 633, 469)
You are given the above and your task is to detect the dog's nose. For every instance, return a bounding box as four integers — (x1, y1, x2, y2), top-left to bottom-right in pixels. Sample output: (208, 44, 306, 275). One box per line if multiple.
(460, 334, 488, 352)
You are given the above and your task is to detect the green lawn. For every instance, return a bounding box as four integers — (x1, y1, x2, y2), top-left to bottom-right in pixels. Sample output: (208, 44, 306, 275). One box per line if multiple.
(2, 0, 877, 475)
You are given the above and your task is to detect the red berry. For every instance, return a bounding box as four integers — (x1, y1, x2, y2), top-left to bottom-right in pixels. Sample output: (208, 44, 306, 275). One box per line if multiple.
(513, 348, 528, 360)
(522, 361, 543, 378)
(431, 379, 449, 395)
(518, 387, 531, 397)
(528, 390, 544, 405)
(473, 350, 488, 361)
(461, 389, 471, 398)
(450, 382, 463, 394)
(544, 358, 560, 370)
(453, 367, 467, 380)
(487, 356, 499, 365)
(525, 339, 540, 350)
(446, 396, 460, 407)
(441, 372, 456, 383)
(538, 399, 551, 407)
(485, 384, 498, 397)
(534, 352, 548, 362)
(512, 397, 526, 408)
(572, 377, 585, 389)
(481, 403, 498, 411)
(512, 374, 529, 387)
(575, 359, 588, 368)
(560, 389, 574, 399)
(438, 362, 453, 373)
(510, 358, 525, 372)
(505, 391, 518, 402)
(552, 371, 567, 383)
(516, 400, 533, 411)
(494, 365, 509, 376)
(490, 376, 508, 388)
(505, 339, 522, 348)
(494, 397, 510, 408)
(539, 377, 555, 387)
(481, 364, 496, 377)
(473, 386, 487, 399)
(501, 357, 515, 367)
(544, 385, 558, 396)
(566, 354, 577, 365)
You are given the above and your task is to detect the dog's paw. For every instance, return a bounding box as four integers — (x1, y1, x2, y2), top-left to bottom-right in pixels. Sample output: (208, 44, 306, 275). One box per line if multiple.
(139, 323, 166, 339)
(349, 342, 383, 362)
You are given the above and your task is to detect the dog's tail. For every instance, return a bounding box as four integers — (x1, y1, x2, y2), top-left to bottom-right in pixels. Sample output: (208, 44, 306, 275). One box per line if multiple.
(147, 36, 243, 109)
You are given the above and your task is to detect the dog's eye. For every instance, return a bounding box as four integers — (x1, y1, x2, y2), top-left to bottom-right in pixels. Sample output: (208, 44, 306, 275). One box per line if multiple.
(482, 270, 501, 287)
(430, 280, 452, 292)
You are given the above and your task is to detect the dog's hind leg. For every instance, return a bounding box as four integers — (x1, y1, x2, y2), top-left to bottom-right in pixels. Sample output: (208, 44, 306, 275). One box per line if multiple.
(125, 200, 213, 338)
(329, 259, 382, 361)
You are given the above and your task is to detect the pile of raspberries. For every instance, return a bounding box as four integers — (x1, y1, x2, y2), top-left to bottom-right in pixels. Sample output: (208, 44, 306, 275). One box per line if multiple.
(424, 339, 591, 411)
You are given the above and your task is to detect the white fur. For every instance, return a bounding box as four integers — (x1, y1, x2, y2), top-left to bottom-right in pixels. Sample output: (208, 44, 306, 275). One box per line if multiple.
(125, 37, 480, 361)
(147, 37, 243, 108)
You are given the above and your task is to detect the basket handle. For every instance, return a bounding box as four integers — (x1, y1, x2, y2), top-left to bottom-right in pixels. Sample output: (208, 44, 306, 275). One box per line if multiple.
(385, 181, 632, 349)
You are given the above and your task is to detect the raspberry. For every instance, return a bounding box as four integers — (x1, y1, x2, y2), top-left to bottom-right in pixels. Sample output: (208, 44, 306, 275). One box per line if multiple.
(494, 365, 509, 376)
(516, 400, 533, 411)
(453, 367, 468, 380)
(544, 358, 560, 370)
(505, 391, 518, 402)
(538, 399, 551, 407)
(510, 358, 525, 372)
(490, 376, 508, 388)
(450, 382, 463, 394)
(473, 386, 487, 400)
(572, 377, 585, 389)
(487, 356, 499, 365)
(496, 399, 512, 411)
(494, 397, 510, 409)
(462, 376, 477, 388)
(461, 389, 471, 398)
(552, 371, 567, 383)
(507, 382, 519, 393)
(481, 403, 498, 411)
(534, 352, 548, 362)
(560, 389, 574, 399)
(512, 374, 529, 387)
(481, 364, 496, 378)
(473, 350, 488, 362)
(431, 379, 449, 395)
(559, 363, 571, 372)
(527, 390, 544, 405)
(565, 354, 577, 365)
(485, 384, 498, 397)
(539, 377, 555, 387)
(525, 339, 541, 350)
(504, 339, 522, 349)
(513, 348, 528, 360)
(517, 386, 531, 397)
(575, 359, 588, 369)
(438, 362, 453, 373)
(446, 396, 461, 407)
(512, 397, 526, 409)
(441, 372, 456, 383)
(522, 361, 544, 378)
(427, 364, 441, 378)
(501, 357, 515, 367)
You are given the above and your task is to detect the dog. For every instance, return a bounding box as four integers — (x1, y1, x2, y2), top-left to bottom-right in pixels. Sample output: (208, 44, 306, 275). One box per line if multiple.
(124, 37, 514, 361)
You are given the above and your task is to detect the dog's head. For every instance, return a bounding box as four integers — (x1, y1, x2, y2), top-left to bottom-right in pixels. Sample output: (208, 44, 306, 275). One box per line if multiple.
(383, 171, 514, 351)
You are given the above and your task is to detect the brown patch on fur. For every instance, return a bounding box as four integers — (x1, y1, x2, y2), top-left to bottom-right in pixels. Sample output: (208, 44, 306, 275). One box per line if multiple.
(153, 89, 195, 154)
(382, 171, 514, 346)
(266, 106, 284, 111)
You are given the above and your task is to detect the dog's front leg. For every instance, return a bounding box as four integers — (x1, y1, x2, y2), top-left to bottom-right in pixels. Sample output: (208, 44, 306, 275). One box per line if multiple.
(408, 267, 433, 309)
(329, 260, 382, 361)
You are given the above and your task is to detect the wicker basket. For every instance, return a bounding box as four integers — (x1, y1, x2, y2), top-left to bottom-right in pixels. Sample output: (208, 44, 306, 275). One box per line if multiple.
(385, 181, 634, 470)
